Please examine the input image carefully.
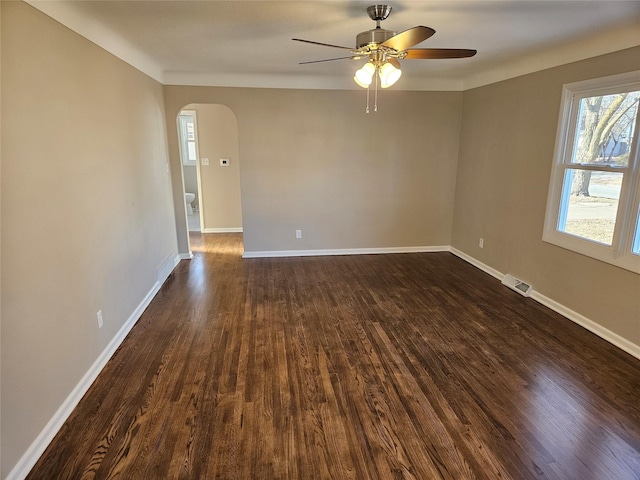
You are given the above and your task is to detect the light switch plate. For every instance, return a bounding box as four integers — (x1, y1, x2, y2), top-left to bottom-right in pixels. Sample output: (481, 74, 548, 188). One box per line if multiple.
(201, 157, 210, 166)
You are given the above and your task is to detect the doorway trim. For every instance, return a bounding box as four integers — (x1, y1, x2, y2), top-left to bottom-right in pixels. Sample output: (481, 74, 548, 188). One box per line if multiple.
(177, 109, 205, 239)
(171, 102, 244, 258)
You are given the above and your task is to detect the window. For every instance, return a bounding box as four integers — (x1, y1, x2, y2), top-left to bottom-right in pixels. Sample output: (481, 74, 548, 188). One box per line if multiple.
(178, 110, 198, 166)
(543, 71, 640, 273)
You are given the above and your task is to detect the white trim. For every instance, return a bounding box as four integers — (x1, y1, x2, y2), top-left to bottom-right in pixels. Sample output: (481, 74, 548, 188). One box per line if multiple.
(542, 71, 640, 274)
(202, 227, 243, 233)
(7, 245, 638, 480)
(462, 23, 640, 91)
(162, 71, 465, 92)
(530, 290, 640, 360)
(448, 247, 503, 281)
(242, 245, 449, 258)
(23, 1, 640, 93)
(449, 247, 640, 361)
(5, 267, 179, 480)
(180, 252, 194, 260)
(24, 0, 165, 83)
(178, 110, 198, 167)
(156, 254, 180, 284)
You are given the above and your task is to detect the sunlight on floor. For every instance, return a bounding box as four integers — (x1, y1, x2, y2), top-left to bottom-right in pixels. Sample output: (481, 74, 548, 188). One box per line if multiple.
(189, 232, 244, 256)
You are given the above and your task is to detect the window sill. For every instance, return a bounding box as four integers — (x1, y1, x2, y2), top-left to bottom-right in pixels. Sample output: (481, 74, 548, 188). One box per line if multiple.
(543, 230, 640, 274)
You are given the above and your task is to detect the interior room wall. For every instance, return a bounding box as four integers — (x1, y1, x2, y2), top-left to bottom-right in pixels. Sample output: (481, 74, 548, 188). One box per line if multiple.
(1, 2, 178, 477)
(164, 87, 464, 255)
(187, 104, 243, 231)
(452, 46, 640, 347)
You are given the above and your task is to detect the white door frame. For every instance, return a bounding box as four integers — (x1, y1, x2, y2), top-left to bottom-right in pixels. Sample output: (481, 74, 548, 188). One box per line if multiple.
(177, 109, 205, 235)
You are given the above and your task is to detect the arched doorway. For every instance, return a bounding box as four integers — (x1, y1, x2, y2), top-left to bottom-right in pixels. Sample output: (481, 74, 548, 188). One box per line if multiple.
(175, 103, 243, 256)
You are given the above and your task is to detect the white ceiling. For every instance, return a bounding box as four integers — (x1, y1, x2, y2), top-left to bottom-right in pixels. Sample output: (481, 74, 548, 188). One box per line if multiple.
(27, 0, 640, 91)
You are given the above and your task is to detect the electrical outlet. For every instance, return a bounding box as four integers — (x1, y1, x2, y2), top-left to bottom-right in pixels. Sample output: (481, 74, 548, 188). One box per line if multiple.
(296, 229, 302, 239)
(479, 238, 484, 248)
(97, 310, 103, 329)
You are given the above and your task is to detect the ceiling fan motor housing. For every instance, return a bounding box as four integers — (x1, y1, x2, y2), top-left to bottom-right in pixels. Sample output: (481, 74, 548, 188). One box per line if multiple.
(356, 28, 397, 49)
(367, 5, 392, 22)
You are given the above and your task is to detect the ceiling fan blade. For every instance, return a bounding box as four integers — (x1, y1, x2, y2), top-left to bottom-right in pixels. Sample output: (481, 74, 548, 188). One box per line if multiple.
(404, 48, 477, 59)
(292, 38, 353, 50)
(380, 26, 436, 51)
(299, 56, 361, 65)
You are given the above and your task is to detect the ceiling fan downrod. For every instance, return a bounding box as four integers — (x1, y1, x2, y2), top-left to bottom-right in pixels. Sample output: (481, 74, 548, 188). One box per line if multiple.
(357, 5, 397, 48)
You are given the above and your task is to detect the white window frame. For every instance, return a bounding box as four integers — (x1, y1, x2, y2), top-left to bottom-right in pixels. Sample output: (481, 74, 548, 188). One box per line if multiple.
(178, 110, 199, 167)
(543, 71, 640, 274)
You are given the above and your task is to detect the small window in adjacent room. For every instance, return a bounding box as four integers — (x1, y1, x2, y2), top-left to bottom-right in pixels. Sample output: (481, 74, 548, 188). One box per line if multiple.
(543, 71, 640, 273)
(178, 111, 198, 166)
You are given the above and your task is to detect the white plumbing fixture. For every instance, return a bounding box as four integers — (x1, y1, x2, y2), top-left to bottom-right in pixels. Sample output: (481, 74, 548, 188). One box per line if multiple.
(185, 193, 195, 215)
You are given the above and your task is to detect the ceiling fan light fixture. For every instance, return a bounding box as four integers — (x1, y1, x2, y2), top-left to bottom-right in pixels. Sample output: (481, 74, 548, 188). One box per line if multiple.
(353, 75, 370, 89)
(379, 61, 401, 88)
(295, 4, 477, 110)
(354, 61, 376, 87)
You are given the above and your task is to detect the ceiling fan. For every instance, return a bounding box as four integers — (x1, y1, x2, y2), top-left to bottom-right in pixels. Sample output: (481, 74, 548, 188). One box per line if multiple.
(293, 4, 477, 111)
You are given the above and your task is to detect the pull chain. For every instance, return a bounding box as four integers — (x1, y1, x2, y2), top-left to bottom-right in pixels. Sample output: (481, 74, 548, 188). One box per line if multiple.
(366, 84, 370, 114)
(374, 68, 378, 112)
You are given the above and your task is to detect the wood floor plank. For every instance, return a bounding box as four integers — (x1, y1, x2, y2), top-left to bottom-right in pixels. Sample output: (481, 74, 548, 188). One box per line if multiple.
(26, 233, 640, 480)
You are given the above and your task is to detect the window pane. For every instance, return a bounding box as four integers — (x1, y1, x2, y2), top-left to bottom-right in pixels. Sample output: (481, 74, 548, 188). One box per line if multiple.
(570, 91, 639, 171)
(558, 170, 622, 245)
(186, 122, 195, 141)
(633, 207, 640, 256)
(187, 142, 197, 161)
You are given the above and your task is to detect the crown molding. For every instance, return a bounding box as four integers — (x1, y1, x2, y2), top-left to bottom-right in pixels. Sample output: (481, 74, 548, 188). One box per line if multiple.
(463, 21, 640, 90)
(24, 1, 640, 92)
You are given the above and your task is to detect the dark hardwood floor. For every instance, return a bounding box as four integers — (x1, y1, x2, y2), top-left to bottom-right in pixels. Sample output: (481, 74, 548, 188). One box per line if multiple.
(28, 233, 640, 479)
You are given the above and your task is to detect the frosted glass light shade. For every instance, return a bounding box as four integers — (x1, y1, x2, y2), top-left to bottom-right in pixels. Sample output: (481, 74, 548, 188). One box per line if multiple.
(354, 62, 376, 87)
(379, 62, 402, 88)
(353, 75, 370, 88)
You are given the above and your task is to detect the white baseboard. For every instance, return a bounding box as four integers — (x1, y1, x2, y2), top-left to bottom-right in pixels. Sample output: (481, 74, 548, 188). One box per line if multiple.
(156, 254, 180, 284)
(180, 252, 194, 260)
(242, 245, 449, 258)
(202, 227, 243, 233)
(6, 258, 180, 480)
(449, 247, 640, 360)
(449, 247, 503, 280)
(530, 290, 640, 360)
(8, 245, 638, 479)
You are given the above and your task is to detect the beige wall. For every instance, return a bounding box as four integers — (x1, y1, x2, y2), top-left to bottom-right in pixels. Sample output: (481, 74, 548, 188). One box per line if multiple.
(188, 104, 243, 231)
(165, 87, 464, 254)
(452, 47, 640, 346)
(1, 2, 178, 477)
